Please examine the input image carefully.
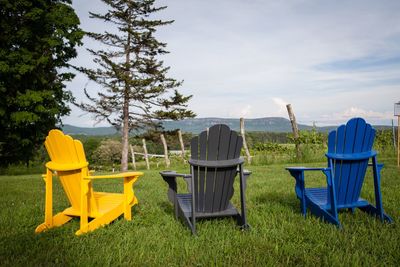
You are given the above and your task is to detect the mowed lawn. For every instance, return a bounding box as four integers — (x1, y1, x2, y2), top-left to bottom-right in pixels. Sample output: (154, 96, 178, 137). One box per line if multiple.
(0, 160, 399, 266)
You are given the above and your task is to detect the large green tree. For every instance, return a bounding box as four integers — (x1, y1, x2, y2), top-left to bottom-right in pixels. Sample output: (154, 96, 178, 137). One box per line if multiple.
(77, 0, 195, 171)
(0, 0, 83, 166)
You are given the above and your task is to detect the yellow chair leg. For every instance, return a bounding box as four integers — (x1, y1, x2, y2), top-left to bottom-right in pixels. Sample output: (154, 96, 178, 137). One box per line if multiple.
(36, 170, 54, 233)
(35, 222, 50, 233)
(35, 213, 73, 233)
(79, 179, 90, 234)
(123, 176, 139, 220)
(52, 213, 73, 227)
(75, 205, 124, 235)
(44, 169, 53, 226)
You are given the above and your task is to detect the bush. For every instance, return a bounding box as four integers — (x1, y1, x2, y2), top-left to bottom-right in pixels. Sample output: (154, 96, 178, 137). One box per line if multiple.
(374, 129, 396, 157)
(93, 139, 123, 165)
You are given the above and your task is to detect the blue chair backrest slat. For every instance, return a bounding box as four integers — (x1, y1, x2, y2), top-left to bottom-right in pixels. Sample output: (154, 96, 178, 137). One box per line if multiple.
(345, 119, 366, 203)
(327, 118, 376, 206)
(332, 125, 345, 197)
(353, 124, 375, 202)
(337, 118, 357, 204)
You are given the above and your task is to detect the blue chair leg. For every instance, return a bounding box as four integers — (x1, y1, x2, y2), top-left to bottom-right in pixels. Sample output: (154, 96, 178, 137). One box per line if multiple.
(289, 170, 307, 217)
(359, 159, 393, 223)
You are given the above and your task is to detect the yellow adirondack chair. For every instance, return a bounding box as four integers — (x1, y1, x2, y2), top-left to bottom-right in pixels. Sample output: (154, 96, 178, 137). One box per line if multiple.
(35, 129, 143, 235)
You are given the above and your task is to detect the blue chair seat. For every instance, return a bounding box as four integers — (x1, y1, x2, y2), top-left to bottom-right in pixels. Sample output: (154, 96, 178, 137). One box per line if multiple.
(305, 188, 369, 210)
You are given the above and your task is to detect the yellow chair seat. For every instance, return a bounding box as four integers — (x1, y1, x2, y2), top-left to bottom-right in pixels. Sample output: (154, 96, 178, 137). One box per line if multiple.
(63, 192, 128, 218)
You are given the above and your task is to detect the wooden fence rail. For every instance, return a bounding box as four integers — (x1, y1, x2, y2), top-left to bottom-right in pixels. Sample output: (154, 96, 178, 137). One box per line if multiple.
(128, 120, 253, 169)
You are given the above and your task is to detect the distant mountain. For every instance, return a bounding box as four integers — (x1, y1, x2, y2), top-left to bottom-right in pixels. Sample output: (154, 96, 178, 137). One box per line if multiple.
(62, 124, 118, 136)
(161, 117, 317, 133)
(61, 117, 391, 136)
(62, 117, 322, 135)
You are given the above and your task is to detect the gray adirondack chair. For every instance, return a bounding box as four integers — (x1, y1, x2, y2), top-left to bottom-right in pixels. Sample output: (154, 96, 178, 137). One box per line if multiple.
(160, 124, 250, 235)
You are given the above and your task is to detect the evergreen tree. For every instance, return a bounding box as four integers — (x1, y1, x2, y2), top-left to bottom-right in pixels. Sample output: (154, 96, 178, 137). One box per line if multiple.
(77, 0, 195, 171)
(0, 0, 83, 166)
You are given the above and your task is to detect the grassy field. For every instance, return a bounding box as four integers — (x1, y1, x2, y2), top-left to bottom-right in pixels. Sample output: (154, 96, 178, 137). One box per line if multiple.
(0, 159, 399, 266)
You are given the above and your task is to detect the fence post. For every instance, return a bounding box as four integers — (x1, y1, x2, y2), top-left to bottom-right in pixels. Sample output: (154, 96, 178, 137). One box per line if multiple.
(142, 138, 150, 170)
(160, 134, 170, 168)
(286, 104, 301, 159)
(240, 117, 251, 164)
(178, 129, 186, 161)
(398, 116, 400, 167)
(129, 144, 136, 171)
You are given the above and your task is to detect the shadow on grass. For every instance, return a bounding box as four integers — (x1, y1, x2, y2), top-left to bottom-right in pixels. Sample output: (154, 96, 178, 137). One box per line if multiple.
(159, 201, 174, 215)
(253, 191, 299, 212)
(2, 230, 76, 265)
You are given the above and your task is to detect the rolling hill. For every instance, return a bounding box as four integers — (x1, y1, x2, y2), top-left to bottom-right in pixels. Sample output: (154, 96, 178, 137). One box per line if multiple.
(61, 117, 334, 135)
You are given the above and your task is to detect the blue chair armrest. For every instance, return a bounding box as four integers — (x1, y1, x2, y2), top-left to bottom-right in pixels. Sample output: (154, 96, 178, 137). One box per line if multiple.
(286, 167, 331, 199)
(286, 167, 329, 172)
(286, 166, 336, 217)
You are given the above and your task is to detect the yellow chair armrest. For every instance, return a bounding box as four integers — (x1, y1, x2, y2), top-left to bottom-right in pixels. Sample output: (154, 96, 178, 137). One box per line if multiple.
(84, 172, 143, 180)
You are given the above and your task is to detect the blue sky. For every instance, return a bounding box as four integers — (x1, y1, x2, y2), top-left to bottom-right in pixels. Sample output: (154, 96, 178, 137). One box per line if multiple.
(63, 0, 400, 127)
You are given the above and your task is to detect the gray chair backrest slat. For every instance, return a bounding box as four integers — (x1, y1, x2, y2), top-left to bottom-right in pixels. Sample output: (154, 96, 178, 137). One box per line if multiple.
(190, 124, 243, 213)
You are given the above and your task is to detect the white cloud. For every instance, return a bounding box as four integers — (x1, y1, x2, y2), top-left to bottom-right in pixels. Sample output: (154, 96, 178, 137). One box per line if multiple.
(272, 97, 288, 116)
(239, 105, 252, 118)
(339, 107, 392, 119)
(319, 107, 393, 125)
(65, 0, 400, 127)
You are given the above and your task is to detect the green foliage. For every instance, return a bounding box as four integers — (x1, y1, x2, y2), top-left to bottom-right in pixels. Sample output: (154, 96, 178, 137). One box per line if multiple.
(0, 0, 83, 166)
(93, 139, 122, 165)
(253, 142, 290, 153)
(245, 131, 289, 146)
(374, 129, 396, 156)
(288, 128, 327, 145)
(80, 137, 102, 163)
(285, 129, 327, 163)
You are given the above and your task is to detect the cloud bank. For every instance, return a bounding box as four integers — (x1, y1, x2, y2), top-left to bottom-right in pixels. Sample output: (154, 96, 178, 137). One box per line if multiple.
(63, 0, 400, 127)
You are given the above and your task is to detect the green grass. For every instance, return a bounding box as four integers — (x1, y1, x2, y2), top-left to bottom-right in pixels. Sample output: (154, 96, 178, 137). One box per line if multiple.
(0, 159, 399, 266)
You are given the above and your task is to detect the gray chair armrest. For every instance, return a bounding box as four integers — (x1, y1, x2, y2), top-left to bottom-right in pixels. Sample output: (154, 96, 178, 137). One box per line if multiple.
(160, 171, 192, 203)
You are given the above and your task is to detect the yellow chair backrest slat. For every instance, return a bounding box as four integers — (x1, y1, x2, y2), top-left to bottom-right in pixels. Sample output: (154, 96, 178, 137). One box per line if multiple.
(44, 130, 94, 215)
(45, 129, 87, 166)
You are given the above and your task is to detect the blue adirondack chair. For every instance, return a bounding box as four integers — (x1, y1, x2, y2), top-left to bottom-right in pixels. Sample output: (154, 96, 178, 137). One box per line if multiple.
(286, 117, 392, 227)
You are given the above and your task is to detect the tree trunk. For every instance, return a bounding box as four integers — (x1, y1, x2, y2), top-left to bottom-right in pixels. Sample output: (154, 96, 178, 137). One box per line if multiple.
(240, 118, 251, 164)
(121, 97, 129, 171)
(160, 134, 170, 168)
(178, 129, 185, 161)
(286, 104, 301, 159)
(121, 31, 131, 172)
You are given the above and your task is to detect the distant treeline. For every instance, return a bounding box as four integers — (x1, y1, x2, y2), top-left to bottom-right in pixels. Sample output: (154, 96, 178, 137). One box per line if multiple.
(69, 131, 291, 164)
(245, 131, 291, 146)
(50, 128, 397, 165)
(0, 129, 395, 175)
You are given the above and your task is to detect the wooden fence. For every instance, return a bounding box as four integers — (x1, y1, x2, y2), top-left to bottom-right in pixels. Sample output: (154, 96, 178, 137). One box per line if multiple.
(129, 119, 254, 170)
